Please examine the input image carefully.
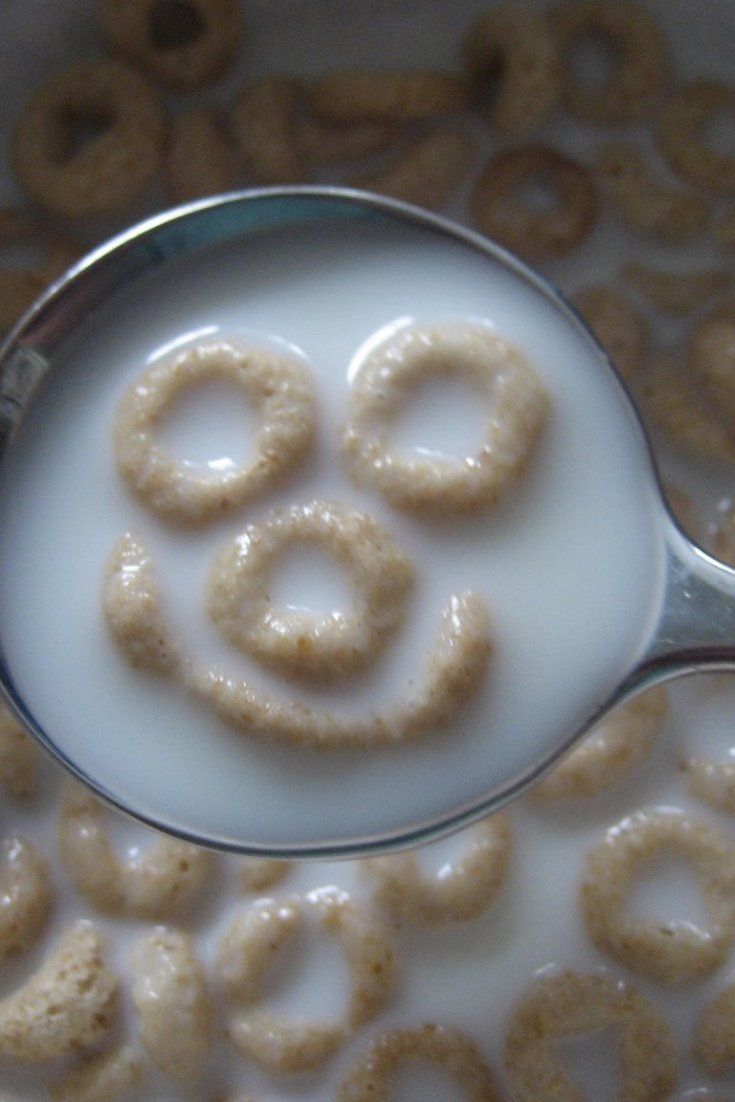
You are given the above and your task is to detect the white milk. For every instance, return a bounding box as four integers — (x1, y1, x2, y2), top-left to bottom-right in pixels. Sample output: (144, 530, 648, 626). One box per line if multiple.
(0, 214, 665, 850)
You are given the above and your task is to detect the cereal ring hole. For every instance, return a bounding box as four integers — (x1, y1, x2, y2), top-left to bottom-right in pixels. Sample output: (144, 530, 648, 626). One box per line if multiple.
(556, 1027, 619, 1099)
(515, 172, 564, 215)
(261, 918, 351, 1021)
(268, 539, 357, 620)
(52, 106, 118, 167)
(567, 30, 619, 95)
(629, 850, 715, 931)
(148, 0, 207, 50)
(155, 371, 258, 472)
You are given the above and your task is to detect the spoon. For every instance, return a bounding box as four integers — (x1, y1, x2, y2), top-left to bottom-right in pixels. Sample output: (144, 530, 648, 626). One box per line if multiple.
(0, 186, 733, 858)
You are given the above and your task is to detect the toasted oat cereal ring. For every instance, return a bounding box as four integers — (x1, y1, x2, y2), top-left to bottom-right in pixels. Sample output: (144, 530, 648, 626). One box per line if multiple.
(693, 983, 735, 1075)
(0, 920, 118, 1061)
(471, 146, 597, 260)
(338, 1023, 502, 1102)
(309, 70, 468, 122)
(581, 809, 735, 985)
(0, 703, 39, 799)
(238, 857, 293, 893)
(114, 341, 316, 524)
(504, 969, 678, 1102)
(718, 208, 735, 251)
(51, 1044, 144, 1102)
(689, 306, 735, 422)
(574, 285, 648, 382)
(217, 889, 397, 1073)
(132, 927, 211, 1082)
(639, 352, 735, 464)
(0, 836, 53, 964)
(464, 5, 560, 137)
(0, 208, 78, 330)
(298, 117, 397, 165)
(362, 813, 511, 924)
(659, 82, 735, 195)
(166, 107, 234, 204)
(207, 502, 414, 680)
(342, 322, 549, 513)
(190, 589, 492, 748)
(12, 60, 164, 221)
(683, 758, 735, 816)
(103, 534, 181, 673)
(595, 143, 709, 244)
(99, 0, 242, 89)
(624, 264, 733, 317)
(552, 0, 667, 124)
(532, 688, 667, 803)
(59, 783, 213, 919)
(355, 130, 473, 211)
(230, 77, 304, 185)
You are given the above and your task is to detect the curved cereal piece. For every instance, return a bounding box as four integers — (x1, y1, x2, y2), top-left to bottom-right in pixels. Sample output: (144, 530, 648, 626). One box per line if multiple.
(471, 145, 597, 260)
(689, 309, 735, 422)
(0, 208, 78, 331)
(166, 107, 234, 204)
(717, 207, 735, 251)
(103, 534, 180, 674)
(504, 969, 679, 1101)
(552, 0, 668, 124)
(355, 130, 473, 211)
(114, 341, 317, 524)
(532, 688, 667, 803)
(574, 285, 648, 382)
(230, 77, 304, 185)
(693, 984, 735, 1075)
(207, 502, 414, 681)
(362, 814, 511, 924)
(132, 927, 211, 1083)
(308, 70, 468, 122)
(580, 809, 735, 985)
(239, 857, 293, 893)
(12, 60, 164, 221)
(0, 703, 39, 799)
(595, 143, 708, 244)
(50, 1044, 144, 1102)
(58, 783, 213, 919)
(683, 758, 735, 817)
(0, 836, 53, 963)
(298, 117, 396, 164)
(99, 0, 242, 89)
(623, 263, 733, 317)
(0, 920, 118, 1061)
(639, 352, 735, 464)
(659, 82, 735, 195)
(217, 889, 397, 1073)
(464, 5, 561, 137)
(338, 1023, 502, 1102)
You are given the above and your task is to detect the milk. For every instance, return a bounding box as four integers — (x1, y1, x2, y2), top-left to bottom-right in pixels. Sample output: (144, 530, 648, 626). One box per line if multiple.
(0, 213, 665, 851)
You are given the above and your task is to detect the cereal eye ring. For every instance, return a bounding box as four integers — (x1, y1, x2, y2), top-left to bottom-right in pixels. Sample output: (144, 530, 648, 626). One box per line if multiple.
(504, 969, 679, 1102)
(580, 809, 735, 985)
(574, 285, 649, 382)
(308, 70, 468, 122)
(362, 813, 512, 924)
(623, 264, 733, 317)
(298, 117, 396, 165)
(216, 889, 397, 1073)
(114, 341, 317, 524)
(356, 130, 473, 211)
(689, 306, 735, 422)
(659, 82, 735, 195)
(99, 0, 242, 89)
(471, 146, 597, 260)
(0, 836, 53, 964)
(11, 60, 164, 221)
(230, 78, 304, 185)
(51, 1044, 144, 1102)
(464, 5, 561, 137)
(337, 1024, 502, 1102)
(552, 0, 668, 124)
(531, 688, 667, 802)
(639, 352, 735, 464)
(207, 502, 414, 681)
(103, 534, 181, 673)
(342, 323, 549, 514)
(693, 983, 735, 1075)
(59, 783, 213, 920)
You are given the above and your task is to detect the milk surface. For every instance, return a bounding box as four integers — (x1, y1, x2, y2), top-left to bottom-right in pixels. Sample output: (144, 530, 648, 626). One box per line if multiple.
(0, 214, 665, 850)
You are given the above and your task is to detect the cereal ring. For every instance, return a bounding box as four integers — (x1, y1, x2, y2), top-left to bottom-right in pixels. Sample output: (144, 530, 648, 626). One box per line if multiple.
(230, 77, 304, 185)
(595, 143, 709, 244)
(552, 0, 668, 124)
(689, 311, 735, 422)
(298, 118, 396, 165)
(0, 208, 78, 331)
(660, 82, 735, 195)
(103, 534, 181, 673)
(580, 809, 735, 985)
(362, 813, 511, 924)
(0, 836, 53, 963)
(12, 60, 164, 221)
(238, 857, 293, 893)
(51, 1045, 144, 1102)
(114, 341, 316, 524)
(337, 1024, 502, 1102)
(693, 983, 735, 1075)
(504, 969, 679, 1102)
(574, 285, 648, 382)
(59, 783, 213, 919)
(717, 207, 735, 251)
(0, 703, 39, 799)
(0, 920, 118, 1061)
(342, 322, 549, 513)
(217, 889, 397, 1073)
(464, 5, 560, 137)
(355, 130, 473, 211)
(207, 502, 414, 681)
(683, 758, 735, 817)
(308, 70, 468, 122)
(131, 927, 211, 1082)
(623, 264, 733, 317)
(99, 0, 242, 89)
(166, 107, 234, 204)
(639, 352, 735, 464)
(664, 483, 698, 538)
(532, 688, 667, 803)
(471, 146, 597, 260)
(190, 589, 492, 748)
